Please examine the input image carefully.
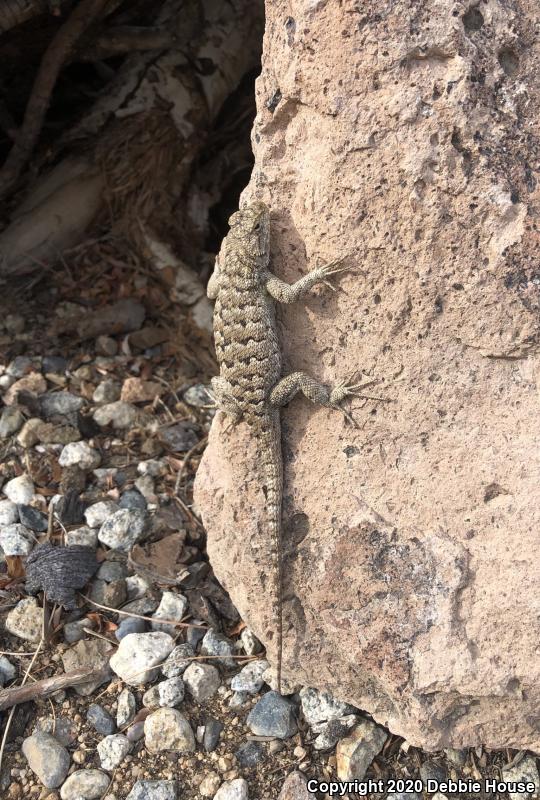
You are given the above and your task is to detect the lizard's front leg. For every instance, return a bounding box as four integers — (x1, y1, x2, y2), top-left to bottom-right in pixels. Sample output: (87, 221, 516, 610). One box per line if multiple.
(263, 257, 349, 304)
(269, 371, 363, 424)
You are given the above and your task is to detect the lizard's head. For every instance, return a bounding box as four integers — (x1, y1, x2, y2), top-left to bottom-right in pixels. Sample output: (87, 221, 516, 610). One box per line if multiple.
(227, 201, 270, 266)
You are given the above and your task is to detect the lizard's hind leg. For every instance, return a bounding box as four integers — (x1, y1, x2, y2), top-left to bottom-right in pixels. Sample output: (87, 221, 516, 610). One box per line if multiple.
(210, 376, 243, 424)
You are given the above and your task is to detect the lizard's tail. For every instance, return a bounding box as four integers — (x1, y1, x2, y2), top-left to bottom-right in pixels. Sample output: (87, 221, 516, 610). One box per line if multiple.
(260, 411, 283, 694)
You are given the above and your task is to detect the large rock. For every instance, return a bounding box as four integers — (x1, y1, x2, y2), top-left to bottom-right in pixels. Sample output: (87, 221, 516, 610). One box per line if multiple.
(194, 0, 540, 751)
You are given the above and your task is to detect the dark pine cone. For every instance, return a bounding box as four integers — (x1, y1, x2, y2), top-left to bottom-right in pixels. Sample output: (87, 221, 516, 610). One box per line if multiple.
(25, 542, 99, 609)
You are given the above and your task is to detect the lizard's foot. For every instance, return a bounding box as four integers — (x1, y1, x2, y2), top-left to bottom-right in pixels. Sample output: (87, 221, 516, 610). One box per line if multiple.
(314, 254, 355, 291)
(329, 371, 377, 426)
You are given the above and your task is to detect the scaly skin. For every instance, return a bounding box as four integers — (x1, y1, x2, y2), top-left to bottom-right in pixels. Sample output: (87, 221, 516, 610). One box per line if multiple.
(208, 201, 360, 693)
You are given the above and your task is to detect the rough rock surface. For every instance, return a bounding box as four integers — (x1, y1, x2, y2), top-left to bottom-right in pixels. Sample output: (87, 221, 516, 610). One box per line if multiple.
(195, 0, 540, 751)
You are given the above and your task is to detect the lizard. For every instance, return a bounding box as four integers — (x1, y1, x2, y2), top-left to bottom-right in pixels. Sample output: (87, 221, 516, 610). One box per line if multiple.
(207, 200, 361, 693)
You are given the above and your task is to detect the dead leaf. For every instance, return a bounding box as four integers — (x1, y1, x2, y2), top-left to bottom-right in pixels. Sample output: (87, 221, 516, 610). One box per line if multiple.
(6, 556, 26, 579)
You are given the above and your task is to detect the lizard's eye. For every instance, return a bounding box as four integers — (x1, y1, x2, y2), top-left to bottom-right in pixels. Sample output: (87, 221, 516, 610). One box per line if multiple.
(253, 223, 261, 232)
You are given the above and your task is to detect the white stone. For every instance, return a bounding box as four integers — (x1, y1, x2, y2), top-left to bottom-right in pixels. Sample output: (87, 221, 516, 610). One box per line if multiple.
(97, 734, 131, 771)
(59, 441, 101, 470)
(151, 591, 188, 636)
(60, 769, 110, 800)
(144, 708, 195, 753)
(183, 662, 221, 702)
(3, 474, 34, 504)
(0, 523, 34, 556)
(84, 500, 120, 528)
(65, 526, 98, 548)
(109, 632, 175, 685)
(6, 597, 43, 642)
(0, 499, 19, 525)
(213, 778, 249, 800)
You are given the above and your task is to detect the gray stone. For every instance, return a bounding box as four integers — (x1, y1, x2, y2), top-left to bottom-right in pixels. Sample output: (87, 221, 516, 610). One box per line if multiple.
(126, 721, 145, 742)
(41, 392, 84, 418)
(93, 380, 121, 405)
(121, 595, 158, 616)
(144, 708, 195, 753)
(0, 655, 16, 685)
(34, 716, 78, 746)
(60, 769, 110, 800)
(59, 441, 101, 470)
(142, 677, 185, 709)
(95, 336, 118, 357)
(97, 561, 127, 582)
(3, 474, 34, 504)
(246, 691, 297, 739)
(183, 662, 221, 702)
(202, 716, 223, 753)
(151, 591, 188, 636)
(42, 355, 67, 374)
(0, 523, 34, 556)
(6, 356, 36, 377)
(213, 779, 249, 800)
(109, 632, 175, 685)
(503, 755, 540, 800)
(93, 401, 138, 429)
(115, 616, 147, 641)
(125, 574, 150, 601)
(159, 421, 198, 452)
(235, 740, 264, 767)
(0, 499, 18, 525)
(98, 508, 150, 551)
(240, 628, 263, 656)
(117, 687, 137, 728)
(87, 704, 116, 735)
(97, 734, 131, 771)
(278, 772, 316, 800)
(84, 500, 120, 528)
(312, 714, 358, 750)
(89, 578, 127, 609)
(299, 686, 356, 726)
(64, 618, 94, 643)
(0, 407, 24, 438)
(22, 732, 70, 788)
(161, 643, 194, 678)
(200, 628, 235, 668)
(5, 597, 43, 641)
(182, 384, 211, 408)
(230, 660, 269, 695)
(126, 780, 177, 800)
(119, 489, 147, 510)
(17, 418, 42, 448)
(17, 504, 48, 532)
(65, 526, 98, 548)
(336, 719, 388, 781)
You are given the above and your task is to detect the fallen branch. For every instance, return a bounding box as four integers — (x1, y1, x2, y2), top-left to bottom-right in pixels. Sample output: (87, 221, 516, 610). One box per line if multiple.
(0, 0, 110, 200)
(0, 665, 110, 712)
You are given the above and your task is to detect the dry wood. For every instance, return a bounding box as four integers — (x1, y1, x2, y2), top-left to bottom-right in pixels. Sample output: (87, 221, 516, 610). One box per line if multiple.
(0, 665, 110, 712)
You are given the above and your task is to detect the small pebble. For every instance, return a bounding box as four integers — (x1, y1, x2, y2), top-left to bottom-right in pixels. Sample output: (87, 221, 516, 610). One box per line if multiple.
(40, 392, 84, 419)
(151, 592, 188, 636)
(202, 717, 223, 753)
(93, 401, 138, 429)
(126, 780, 177, 800)
(3, 474, 35, 504)
(84, 501, 120, 529)
(117, 688, 136, 728)
(87, 704, 116, 736)
(97, 735, 131, 771)
(230, 660, 269, 695)
(143, 677, 185, 709)
(17, 505, 48, 532)
(65, 526, 98, 548)
(5, 597, 43, 642)
(58, 442, 101, 470)
(109, 632, 175, 685)
(119, 489, 147, 510)
(0, 407, 24, 438)
(98, 508, 150, 551)
(235, 740, 265, 768)
(0, 523, 34, 556)
(0, 499, 19, 525)
(92, 380, 121, 405)
(201, 629, 235, 668)
(22, 733, 70, 789)
(115, 616, 147, 641)
(144, 709, 195, 754)
(161, 643, 194, 678)
(183, 663, 221, 702)
(246, 692, 297, 739)
(59, 769, 110, 800)
(213, 778, 249, 800)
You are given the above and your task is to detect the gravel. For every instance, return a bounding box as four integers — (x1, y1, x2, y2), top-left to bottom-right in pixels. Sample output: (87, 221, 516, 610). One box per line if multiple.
(97, 734, 132, 770)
